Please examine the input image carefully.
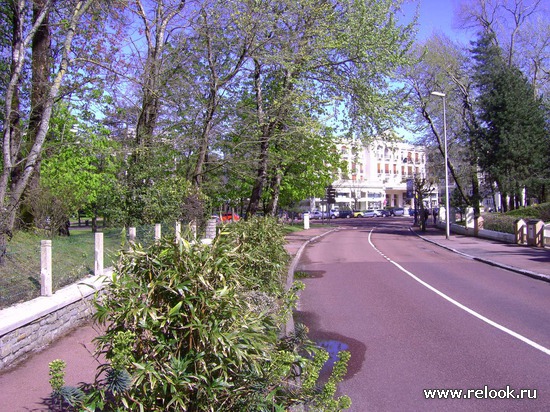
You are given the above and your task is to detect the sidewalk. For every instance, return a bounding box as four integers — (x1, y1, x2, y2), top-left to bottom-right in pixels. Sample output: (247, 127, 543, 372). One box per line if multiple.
(0, 223, 547, 411)
(411, 224, 550, 282)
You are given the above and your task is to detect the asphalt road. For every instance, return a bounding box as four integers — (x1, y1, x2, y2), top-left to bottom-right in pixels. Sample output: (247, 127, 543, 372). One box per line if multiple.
(295, 218, 550, 411)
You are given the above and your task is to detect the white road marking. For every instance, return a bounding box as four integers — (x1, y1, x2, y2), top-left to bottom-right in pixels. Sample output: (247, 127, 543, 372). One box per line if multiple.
(368, 229, 550, 357)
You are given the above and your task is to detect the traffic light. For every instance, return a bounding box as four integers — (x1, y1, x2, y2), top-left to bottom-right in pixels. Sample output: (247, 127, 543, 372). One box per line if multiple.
(326, 185, 336, 204)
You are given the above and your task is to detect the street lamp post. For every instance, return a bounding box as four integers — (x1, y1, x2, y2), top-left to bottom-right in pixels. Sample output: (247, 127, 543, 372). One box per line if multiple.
(431, 91, 450, 240)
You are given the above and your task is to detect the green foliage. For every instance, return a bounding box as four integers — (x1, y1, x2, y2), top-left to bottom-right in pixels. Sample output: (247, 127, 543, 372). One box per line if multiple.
(41, 105, 121, 217)
(49, 359, 67, 392)
(74, 217, 352, 410)
(107, 146, 207, 226)
(482, 214, 519, 234)
(471, 32, 550, 208)
(48, 360, 86, 411)
(483, 203, 550, 235)
(502, 203, 550, 221)
(219, 217, 290, 296)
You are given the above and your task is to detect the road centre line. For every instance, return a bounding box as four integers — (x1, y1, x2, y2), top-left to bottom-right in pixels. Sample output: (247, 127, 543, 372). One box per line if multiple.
(367, 229, 550, 357)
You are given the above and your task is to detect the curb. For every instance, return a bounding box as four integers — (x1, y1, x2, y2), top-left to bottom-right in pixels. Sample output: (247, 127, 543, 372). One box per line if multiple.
(410, 227, 550, 283)
(284, 228, 338, 336)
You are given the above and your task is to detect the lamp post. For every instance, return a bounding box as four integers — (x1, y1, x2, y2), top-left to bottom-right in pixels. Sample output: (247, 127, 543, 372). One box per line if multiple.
(431, 91, 450, 240)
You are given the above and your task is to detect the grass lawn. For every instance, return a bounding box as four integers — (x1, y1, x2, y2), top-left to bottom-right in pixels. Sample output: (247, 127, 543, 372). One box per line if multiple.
(0, 228, 125, 310)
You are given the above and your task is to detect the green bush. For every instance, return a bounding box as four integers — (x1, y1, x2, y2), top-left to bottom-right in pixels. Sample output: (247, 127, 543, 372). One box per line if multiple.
(503, 202, 550, 221)
(483, 202, 550, 234)
(50, 217, 351, 411)
(220, 217, 290, 297)
(482, 214, 518, 234)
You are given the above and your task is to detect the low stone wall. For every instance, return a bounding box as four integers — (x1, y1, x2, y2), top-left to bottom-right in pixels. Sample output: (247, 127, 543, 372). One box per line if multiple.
(0, 270, 111, 371)
(437, 222, 516, 244)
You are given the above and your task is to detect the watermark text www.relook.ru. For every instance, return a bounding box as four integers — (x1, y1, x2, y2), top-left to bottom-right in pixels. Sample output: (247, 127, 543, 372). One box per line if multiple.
(423, 385, 537, 400)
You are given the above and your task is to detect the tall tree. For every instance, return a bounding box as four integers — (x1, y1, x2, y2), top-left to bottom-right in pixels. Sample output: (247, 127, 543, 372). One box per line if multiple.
(133, 0, 186, 147)
(243, 0, 414, 217)
(0, 0, 95, 259)
(403, 34, 485, 216)
(458, 0, 550, 97)
(471, 32, 549, 210)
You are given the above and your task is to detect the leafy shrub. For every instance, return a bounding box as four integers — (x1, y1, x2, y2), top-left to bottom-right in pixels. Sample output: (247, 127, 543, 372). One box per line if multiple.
(220, 217, 290, 296)
(483, 202, 550, 234)
(482, 214, 518, 234)
(49, 217, 351, 411)
(503, 202, 550, 221)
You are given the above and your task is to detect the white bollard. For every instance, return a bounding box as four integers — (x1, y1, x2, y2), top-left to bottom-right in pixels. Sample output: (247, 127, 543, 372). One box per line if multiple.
(40, 240, 52, 296)
(155, 223, 161, 241)
(304, 213, 310, 230)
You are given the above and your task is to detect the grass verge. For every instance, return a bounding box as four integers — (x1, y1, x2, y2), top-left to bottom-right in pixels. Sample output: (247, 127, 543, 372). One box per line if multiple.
(0, 228, 124, 310)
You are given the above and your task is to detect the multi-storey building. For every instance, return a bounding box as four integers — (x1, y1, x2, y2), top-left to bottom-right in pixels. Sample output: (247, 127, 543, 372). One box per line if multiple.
(317, 136, 438, 211)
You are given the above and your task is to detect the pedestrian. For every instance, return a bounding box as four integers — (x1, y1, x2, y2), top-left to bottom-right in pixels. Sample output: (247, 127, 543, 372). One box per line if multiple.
(433, 208, 437, 224)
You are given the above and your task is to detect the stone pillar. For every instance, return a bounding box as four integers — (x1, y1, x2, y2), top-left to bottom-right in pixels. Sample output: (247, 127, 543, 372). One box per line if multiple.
(304, 212, 310, 230)
(515, 219, 526, 244)
(175, 221, 181, 244)
(202, 218, 217, 244)
(40, 240, 52, 296)
(465, 207, 475, 229)
(474, 215, 484, 236)
(439, 207, 446, 222)
(129, 227, 136, 243)
(95, 232, 104, 276)
(190, 220, 197, 240)
(526, 219, 544, 247)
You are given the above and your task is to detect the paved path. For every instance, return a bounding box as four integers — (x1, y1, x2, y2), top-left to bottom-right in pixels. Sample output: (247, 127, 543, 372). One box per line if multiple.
(0, 222, 547, 411)
(411, 224, 550, 282)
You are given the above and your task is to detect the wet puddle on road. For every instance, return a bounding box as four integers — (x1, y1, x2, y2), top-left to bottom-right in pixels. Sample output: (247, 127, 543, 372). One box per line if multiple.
(317, 339, 350, 374)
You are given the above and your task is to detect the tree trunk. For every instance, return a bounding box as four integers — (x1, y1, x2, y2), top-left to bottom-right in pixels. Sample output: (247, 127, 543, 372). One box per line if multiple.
(192, 90, 217, 187)
(246, 60, 268, 218)
(134, 0, 186, 146)
(21, 0, 52, 227)
(247, 135, 270, 218)
(0, 0, 93, 262)
(266, 171, 282, 217)
(470, 170, 481, 217)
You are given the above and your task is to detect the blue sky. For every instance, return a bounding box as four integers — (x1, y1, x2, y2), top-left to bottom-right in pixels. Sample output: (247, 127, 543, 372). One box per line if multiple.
(400, 0, 473, 43)
(395, 0, 474, 141)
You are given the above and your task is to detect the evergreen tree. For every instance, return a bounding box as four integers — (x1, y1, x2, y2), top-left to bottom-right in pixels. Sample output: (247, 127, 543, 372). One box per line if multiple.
(471, 33, 549, 211)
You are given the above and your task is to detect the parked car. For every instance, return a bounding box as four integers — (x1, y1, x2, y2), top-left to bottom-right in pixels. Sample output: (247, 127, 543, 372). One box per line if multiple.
(389, 207, 405, 216)
(353, 210, 364, 218)
(221, 212, 240, 222)
(309, 210, 329, 219)
(330, 209, 340, 219)
(362, 209, 382, 218)
(338, 209, 354, 218)
(378, 209, 391, 217)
